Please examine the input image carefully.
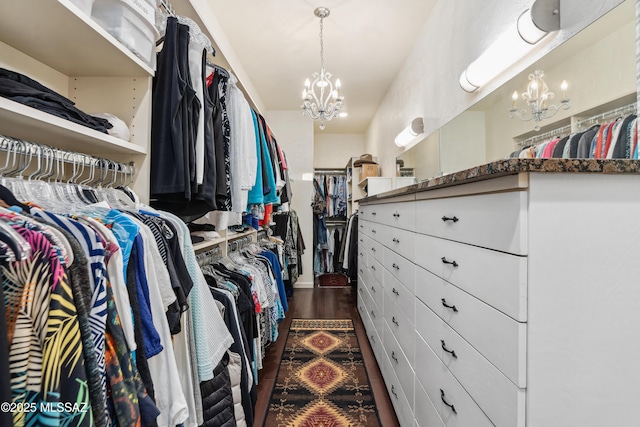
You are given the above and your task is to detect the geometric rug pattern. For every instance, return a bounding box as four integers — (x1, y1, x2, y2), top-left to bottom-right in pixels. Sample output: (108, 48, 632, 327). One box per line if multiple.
(263, 319, 382, 426)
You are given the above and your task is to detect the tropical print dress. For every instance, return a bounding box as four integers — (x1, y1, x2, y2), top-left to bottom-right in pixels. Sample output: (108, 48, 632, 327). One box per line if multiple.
(3, 217, 92, 427)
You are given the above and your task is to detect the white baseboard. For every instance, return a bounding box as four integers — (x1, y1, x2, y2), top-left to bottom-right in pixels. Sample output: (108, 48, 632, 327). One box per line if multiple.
(293, 281, 314, 289)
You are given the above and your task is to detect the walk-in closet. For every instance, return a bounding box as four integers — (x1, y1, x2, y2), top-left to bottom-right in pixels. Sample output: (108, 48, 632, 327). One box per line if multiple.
(1, 0, 639, 426)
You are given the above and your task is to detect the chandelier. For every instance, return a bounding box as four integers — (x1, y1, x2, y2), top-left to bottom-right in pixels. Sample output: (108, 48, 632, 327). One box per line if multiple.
(509, 69, 570, 131)
(301, 7, 344, 130)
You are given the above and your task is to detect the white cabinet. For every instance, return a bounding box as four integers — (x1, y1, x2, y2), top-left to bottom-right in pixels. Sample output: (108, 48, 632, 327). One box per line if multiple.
(358, 170, 640, 427)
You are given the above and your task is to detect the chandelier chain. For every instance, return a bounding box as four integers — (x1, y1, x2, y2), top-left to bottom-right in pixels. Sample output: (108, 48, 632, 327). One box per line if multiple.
(319, 17, 324, 70)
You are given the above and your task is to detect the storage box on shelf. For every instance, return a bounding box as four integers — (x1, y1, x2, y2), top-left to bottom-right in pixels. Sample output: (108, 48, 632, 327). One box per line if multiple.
(92, 0, 160, 68)
(359, 163, 379, 180)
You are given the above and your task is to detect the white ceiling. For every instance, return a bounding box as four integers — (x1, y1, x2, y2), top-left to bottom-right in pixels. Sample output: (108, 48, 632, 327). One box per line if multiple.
(207, 0, 438, 133)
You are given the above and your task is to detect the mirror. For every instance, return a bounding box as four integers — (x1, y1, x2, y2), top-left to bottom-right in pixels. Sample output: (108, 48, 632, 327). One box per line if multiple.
(398, 0, 635, 181)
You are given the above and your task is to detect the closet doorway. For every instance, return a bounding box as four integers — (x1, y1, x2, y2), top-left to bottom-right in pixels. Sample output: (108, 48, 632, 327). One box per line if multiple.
(312, 169, 352, 287)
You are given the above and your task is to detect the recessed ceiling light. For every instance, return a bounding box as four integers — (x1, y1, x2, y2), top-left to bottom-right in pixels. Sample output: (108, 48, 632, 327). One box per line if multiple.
(339, 112, 348, 118)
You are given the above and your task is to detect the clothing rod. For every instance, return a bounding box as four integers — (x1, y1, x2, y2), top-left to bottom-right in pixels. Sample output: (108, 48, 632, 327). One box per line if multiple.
(326, 219, 347, 224)
(0, 134, 136, 176)
(314, 169, 346, 175)
(516, 124, 572, 147)
(159, 0, 176, 17)
(576, 102, 637, 128)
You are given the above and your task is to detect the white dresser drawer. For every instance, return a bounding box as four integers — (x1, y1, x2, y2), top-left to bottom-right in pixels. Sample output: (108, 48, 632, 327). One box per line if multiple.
(367, 326, 384, 365)
(357, 240, 368, 267)
(382, 351, 414, 427)
(367, 222, 384, 243)
(368, 256, 384, 286)
(415, 335, 494, 427)
(414, 233, 527, 322)
(384, 292, 415, 365)
(363, 234, 384, 264)
(383, 247, 416, 294)
(358, 204, 379, 223)
(368, 268, 384, 310)
(369, 298, 384, 337)
(360, 219, 379, 240)
(415, 190, 527, 255)
(357, 287, 371, 328)
(415, 266, 526, 387)
(383, 322, 415, 411)
(416, 300, 526, 427)
(380, 225, 415, 261)
(384, 269, 415, 327)
(414, 379, 446, 427)
(369, 201, 416, 231)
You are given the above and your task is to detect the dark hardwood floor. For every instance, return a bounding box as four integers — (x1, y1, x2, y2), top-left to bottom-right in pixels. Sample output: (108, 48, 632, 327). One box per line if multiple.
(254, 287, 400, 427)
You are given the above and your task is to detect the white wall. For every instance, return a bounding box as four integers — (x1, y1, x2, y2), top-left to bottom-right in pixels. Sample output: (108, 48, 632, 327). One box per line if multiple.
(365, 0, 624, 177)
(266, 111, 315, 288)
(314, 134, 365, 169)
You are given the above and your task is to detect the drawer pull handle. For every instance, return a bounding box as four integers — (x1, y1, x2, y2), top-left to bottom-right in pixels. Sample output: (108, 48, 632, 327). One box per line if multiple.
(441, 215, 459, 223)
(441, 340, 458, 358)
(359, 239, 363, 242)
(441, 298, 459, 312)
(392, 287, 400, 296)
(371, 286, 376, 293)
(392, 263, 400, 270)
(441, 257, 459, 267)
(391, 385, 398, 398)
(372, 229, 377, 234)
(371, 247, 376, 252)
(371, 335, 375, 343)
(359, 269, 363, 273)
(393, 212, 400, 218)
(372, 212, 377, 216)
(371, 310, 376, 318)
(391, 351, 399, 363)
(360, 224, 364, 228)
(440, 389, 457, 414)
(371, 265, 376, 271)
(392, 316, 399, 326)
(392, 238, 400, 244)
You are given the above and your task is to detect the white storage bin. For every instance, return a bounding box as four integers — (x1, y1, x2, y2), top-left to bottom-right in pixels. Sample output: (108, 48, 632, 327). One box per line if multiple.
(91, 0, 159, 69)
(69, 0, 95, 15)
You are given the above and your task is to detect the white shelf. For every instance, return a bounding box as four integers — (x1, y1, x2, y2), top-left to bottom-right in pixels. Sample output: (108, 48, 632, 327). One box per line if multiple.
(358, 176, 387, 188)
(192, 236, 226, 253)
(226, 228, 258, 240)
(0, 0, 154, 77)
(0, 98, 148, 155)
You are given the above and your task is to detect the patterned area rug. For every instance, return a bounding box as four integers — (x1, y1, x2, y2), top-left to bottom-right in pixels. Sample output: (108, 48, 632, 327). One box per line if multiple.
(263, 319, 381, 427)
(317, 273, 350, 287)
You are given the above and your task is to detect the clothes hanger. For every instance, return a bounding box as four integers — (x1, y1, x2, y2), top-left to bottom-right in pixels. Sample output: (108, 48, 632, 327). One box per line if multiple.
(0, 209, 32, 261)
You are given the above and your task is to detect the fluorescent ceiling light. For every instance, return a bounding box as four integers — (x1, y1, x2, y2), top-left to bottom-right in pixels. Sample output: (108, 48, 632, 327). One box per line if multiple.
(518, 8, 547, 44)
(395, 117, 424, 147)
(459, 1, 560, 93)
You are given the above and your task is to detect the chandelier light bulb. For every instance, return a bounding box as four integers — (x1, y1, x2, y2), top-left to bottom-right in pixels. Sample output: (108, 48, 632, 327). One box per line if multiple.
(561, 80, 568, 99)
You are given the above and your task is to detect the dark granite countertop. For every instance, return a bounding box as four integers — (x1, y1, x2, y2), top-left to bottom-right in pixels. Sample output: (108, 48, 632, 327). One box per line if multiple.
(361, 158, 640, 202)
